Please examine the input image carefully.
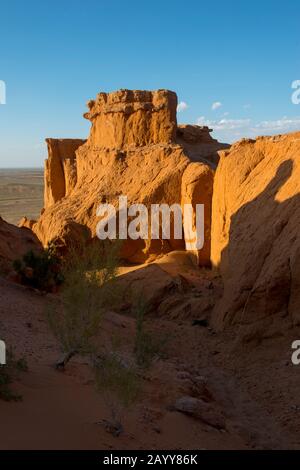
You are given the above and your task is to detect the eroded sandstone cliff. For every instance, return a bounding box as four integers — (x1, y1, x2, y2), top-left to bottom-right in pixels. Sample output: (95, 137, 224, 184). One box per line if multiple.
(44, 138, 86, 209)
(33, 89, 228, 264)
(84, 89, 177, 148)
(0, 217, 41, 271)
(211, 133, 300, 334)
(3, 88, 300, 338)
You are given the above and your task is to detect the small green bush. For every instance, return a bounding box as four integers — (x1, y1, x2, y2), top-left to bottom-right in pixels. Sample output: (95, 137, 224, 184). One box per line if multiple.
(134, 298, 167, 369)
(13, 243, 63, 292)
(47, 241, 120, 364)
(94, 351, 140, 433)
(95, 353, 140, 409)
(0, 348, 28, 401)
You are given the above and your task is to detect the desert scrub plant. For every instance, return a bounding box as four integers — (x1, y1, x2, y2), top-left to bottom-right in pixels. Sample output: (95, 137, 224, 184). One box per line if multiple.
(13, 243, 63, 292)
(0, 368, 20, 401)
(134, 297, 168, 369)
(93, 351, 140, 436)
(0, 347, 28, 401)
(47, 240, 120, 369)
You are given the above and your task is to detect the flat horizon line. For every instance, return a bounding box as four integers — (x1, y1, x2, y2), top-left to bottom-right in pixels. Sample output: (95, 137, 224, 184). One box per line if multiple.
(0, 167, 43, 170)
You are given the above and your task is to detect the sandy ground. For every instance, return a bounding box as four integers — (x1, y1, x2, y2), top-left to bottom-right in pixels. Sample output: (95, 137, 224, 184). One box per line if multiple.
(1, 258, 300, 450)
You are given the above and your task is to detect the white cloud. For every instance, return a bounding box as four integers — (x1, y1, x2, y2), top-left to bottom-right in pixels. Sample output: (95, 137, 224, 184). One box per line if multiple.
(211, 101, 222, 111)
(254, 117, 300, 132)
(177, 101, 188, 112)
(197, 116, 251, 130)
(196, 115, 300, 143)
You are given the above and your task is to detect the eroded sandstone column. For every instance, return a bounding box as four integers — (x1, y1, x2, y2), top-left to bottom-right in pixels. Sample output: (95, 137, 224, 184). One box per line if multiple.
(44, 138, 86, 208)
(83, 89, 177, 149)
(181, 162, 214, 266)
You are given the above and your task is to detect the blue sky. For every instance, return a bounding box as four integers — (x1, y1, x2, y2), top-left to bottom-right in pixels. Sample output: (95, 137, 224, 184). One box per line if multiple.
(0, 0, 300, 167)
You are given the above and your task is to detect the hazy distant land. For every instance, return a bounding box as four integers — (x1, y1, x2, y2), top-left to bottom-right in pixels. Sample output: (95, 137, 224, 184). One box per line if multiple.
(0, 168, 44, 225)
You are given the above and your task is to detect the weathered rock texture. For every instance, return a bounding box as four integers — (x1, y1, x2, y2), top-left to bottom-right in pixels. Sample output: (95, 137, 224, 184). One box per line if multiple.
(18, 216, 36, 230)
(33, 89, 228, 264)
(84, 89, 177, 148)
(44, 138, 86, 209)
(0, 217, 41, 271)
(176, 124, 225, 167)
(211, 133, 300, 332)
(181, 163, 214, 266)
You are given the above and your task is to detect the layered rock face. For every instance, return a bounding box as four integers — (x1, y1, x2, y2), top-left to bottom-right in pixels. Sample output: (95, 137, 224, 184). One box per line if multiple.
(0, 217, 41, 271)
(33, 89, 228, 264)
(176, 124, 225, 167)
(20, 88, 300, 335)
(44, 138, 86, 209)
(181, 163, 214, 266)
(84, 89, 177, 148)
(211, 133, 300, 332)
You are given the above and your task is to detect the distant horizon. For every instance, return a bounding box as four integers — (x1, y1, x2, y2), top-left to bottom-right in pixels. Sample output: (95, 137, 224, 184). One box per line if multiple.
(0, 166, 44, 170)
(2, 124, 300, 170)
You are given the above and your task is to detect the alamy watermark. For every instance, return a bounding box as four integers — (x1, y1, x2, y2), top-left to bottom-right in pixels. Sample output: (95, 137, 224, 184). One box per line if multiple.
(0, 340, 6, 365)
(291, 80, 300, 105)
(96, 196, 204, 250)
(291, 340, 300, 365)
(0, 80, 6, 105)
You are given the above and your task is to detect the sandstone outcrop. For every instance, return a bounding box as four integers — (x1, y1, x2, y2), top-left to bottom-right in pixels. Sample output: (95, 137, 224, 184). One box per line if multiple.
(33, 89, 228, 264)
(176, 124, 226, 167)
(44, 138, 86, 209)
(84, 89, 177, 148)
(18, 216, 36, 230)
(0, 217, 41, 271)
(211, 132, 300, 332)
(181, 163, 214, 266)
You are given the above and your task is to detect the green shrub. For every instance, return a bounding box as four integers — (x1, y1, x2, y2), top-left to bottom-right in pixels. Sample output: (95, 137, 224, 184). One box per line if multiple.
(94, 351, 140, 433)
(134, 297, 167, 369)
(0, 348, 28, 401)
(47, 241, 120, 366)
(13, 243, 63, 292)
(95, 353, 140, 409)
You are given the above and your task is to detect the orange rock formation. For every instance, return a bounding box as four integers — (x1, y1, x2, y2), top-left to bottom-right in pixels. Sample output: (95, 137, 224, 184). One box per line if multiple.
(211, 133, 300, 332)
(44, 138, 86, 209)
(3, 89, 300, 336)
(0, 217, 41, 271)
(32, 89, 228, 264)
